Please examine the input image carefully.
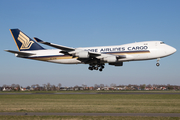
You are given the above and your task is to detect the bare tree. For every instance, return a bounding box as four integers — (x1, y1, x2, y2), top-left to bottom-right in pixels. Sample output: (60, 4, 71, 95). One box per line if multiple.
(46, 83, 51, 91)
(167, 84, 174, 90)
(16, 84, 20, 91)
(51, 85, 56, 91)
(140, 84, 146, 90)
(94, 84, 98, 89)
(110, 83, 116, 87)
(105, 84, 108, 87)
(11, 84, 16, 90)
(31, 84, 35, 88)
(58, 83, 62, 89)
(2, 84, 7, 87)
(100, 84, 104, 88)
(146, 84, 152, 88)
(42, 84, 47, 91)
(74, 85, 79, 88)
(35, 84, 40, 91)
(26, 86, 30, 90)
(82, 84, 87, 88)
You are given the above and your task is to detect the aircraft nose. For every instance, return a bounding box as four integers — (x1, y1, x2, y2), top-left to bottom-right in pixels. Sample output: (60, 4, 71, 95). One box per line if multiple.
(168, 46, 177, 55)
(171, 47, 177, 54)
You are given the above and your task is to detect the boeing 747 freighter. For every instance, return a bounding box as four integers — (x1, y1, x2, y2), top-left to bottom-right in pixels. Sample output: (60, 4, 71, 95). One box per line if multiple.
(5, 29, 176, 71)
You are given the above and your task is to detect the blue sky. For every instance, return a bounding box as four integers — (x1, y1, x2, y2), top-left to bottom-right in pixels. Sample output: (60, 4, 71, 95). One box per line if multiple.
(0, 0, 180, 87)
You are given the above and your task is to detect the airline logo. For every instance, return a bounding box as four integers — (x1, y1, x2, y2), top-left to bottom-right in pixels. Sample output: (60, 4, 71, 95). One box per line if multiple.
(18, 31, 34, 49)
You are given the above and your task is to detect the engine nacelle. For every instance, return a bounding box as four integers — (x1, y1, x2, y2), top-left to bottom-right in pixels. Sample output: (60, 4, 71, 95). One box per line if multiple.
(104, 56, 117, 63)
(75, 51, 89, 58)
(109, 62, 123, 66)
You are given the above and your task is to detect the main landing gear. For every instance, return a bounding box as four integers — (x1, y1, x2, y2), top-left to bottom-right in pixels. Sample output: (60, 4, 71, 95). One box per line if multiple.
(88, 64, 105, 72)
(156, 58, 160, 67)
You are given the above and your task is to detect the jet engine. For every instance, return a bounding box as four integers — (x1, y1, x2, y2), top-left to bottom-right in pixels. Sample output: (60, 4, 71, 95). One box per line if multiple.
(109, 62, 123, 66)
(75, 51, 89, 58)
(103, 56, 117, 63)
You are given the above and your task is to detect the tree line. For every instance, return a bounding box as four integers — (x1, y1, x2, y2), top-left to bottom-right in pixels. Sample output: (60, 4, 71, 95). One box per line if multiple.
(1, 83, 180, 91)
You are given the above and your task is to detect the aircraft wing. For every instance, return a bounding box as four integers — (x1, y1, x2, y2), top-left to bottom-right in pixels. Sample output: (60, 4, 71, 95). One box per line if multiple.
(34, 37, 126, 59)
(34, 37, 102, 57)
(34, 37, 75, 51)
(96, 53, 126, 60)
(116, 55, 126, 59)
(87, 51, 102, 57)
(4, 50, 36, 56)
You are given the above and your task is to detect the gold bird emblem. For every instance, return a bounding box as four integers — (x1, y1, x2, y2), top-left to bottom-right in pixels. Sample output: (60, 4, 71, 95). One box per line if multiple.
(18, 31, 34, 49)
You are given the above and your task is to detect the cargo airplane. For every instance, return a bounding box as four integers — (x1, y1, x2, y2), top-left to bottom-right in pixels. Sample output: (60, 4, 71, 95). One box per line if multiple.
(5, 29, 176, 71)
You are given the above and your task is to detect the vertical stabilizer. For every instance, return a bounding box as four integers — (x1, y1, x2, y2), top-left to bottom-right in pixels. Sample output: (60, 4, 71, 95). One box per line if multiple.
(10, 29, 45, 51)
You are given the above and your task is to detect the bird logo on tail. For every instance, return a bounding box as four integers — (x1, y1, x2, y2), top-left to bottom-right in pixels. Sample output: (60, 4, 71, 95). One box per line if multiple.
(17, 31, 34, 50)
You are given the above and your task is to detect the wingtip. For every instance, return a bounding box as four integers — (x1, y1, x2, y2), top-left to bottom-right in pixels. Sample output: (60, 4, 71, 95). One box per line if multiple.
(34, 37, 43, 43)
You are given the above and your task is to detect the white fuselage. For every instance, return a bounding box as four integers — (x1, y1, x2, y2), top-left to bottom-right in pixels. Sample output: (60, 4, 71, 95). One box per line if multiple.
(22, 41, 176, 64)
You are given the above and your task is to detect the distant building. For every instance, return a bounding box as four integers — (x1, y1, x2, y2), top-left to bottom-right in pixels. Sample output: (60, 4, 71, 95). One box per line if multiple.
(84, 87, 89, 90)
(26, 86, 31, 91)
(89, 87, 94, 90)
(20, 88, 26, 91)
(102, 87, 109, 90)
(160, 87, 167, 90)
(74, 87, 84, 91)
(145, 87, 154, 90)
(3, 87, 12, 91)
(115, 86, 126, 90)
(96, 88, 101, 90)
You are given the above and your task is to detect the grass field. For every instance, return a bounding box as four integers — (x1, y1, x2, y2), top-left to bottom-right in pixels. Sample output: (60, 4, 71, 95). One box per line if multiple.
(0, 116, 180, 120)
(0, 94, 180, 113)
(0, 92, 180, 119)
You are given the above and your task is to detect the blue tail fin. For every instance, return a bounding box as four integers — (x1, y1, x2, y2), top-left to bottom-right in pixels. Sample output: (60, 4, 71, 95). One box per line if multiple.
(10, 29, 45, 51)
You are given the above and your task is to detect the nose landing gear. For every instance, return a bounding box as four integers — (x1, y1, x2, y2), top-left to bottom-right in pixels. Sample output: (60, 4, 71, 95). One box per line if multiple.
(156, 58, 160, 67)
(156, 63, 160, 66)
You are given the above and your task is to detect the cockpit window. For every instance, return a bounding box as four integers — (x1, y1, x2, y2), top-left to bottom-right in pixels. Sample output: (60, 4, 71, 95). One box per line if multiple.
(160, 42, 165, 44)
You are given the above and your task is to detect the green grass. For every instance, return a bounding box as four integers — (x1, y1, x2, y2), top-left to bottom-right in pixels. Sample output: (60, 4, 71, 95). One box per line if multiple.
(0, 116, 180, 120)
(0, 94, 180, 113)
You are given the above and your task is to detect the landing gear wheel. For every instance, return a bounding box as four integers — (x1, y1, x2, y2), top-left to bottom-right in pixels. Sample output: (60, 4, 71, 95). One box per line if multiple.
(156, 63, 160, 67)
(88, 67, 93, 70)
(99, 68, 103, 72)
(95, 67, 98, 70)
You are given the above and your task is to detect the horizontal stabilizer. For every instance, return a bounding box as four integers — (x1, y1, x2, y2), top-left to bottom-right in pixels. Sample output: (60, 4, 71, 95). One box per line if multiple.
(5, 50, 35, 56)
(34, 37, 75, 51)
